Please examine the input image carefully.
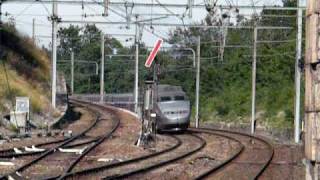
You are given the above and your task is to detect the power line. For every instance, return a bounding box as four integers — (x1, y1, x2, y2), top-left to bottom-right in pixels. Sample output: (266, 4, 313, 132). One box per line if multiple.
(154, 0, 178, 18)
(10, 19, 51, 27)
(3, 1, 306, 10)
(4, 11, 301, 18)
(14, 1, 35, 18)
(60, 20, 294, 29)
(257, 39, 298, 43)
(39, 0, 52, 17)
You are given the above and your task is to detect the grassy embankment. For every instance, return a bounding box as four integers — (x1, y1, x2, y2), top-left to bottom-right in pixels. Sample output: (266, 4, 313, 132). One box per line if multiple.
(0, 24, 51, 115)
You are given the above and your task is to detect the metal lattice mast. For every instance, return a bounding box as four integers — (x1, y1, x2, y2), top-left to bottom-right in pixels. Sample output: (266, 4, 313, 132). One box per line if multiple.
(305, 0, 320, 178)
(71, 51, 74, 94)
(134, 23, 139, 113)
(51, 0, 57, 108)
(100, 33, 105, 103)
(294, 0, 303, 143)
(251, 24, 257, 134)
(195, 36, 200, 128)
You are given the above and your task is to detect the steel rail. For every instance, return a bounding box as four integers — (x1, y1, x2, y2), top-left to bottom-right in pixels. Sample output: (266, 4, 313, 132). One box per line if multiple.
(0, 100, 92, 156)
(102, 134, 206, 180)
(187, 128, 245, 180)
(191, 127, 274, 179)
(43, 135, 182, 180)
(0, 136, 102, 159)
(0, 138, 69, 157)
(0, 101, 100, 158)
(0, 100, 101, 179)
(57, 116, 120, 180)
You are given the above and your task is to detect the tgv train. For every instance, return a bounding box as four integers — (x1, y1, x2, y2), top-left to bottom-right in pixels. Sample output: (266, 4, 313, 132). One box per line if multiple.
(155, 85, 191, 131)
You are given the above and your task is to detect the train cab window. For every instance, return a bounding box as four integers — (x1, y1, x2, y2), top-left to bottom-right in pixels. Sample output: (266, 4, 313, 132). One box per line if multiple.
(160, 96, 171, 102)
(174, 96, 185, 101)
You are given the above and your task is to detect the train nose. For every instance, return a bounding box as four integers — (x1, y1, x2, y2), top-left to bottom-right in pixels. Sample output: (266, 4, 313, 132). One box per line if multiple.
(163, 110, 190, 119)
(158, 101, 190, 119)
(163, 110, 189, 116)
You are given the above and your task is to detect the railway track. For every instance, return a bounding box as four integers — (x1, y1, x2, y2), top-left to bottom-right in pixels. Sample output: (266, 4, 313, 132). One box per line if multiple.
(0, 138, 69, 158)
(38, 127, 273, 180)
(0, 100, 120, 180)
(102, 134, 206, 180)
(0, 135, 104, 159)
(44, 135, 182, 179)
(0, 103, 101, 160)
(99, 128, 272, 180)
(190, 127, 274, 180)
(41, 134, 205, 180)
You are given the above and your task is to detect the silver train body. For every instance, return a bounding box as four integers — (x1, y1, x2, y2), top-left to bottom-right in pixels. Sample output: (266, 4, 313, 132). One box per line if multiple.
(155, 85, 191, 131)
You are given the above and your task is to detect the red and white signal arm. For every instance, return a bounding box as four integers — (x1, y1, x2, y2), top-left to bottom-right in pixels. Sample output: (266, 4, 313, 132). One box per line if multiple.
(145, 39, 163, 68)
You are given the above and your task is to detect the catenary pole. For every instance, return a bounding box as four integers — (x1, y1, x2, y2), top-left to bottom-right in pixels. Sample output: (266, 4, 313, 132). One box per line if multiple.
(195, 36, 200, 128)
(188, 0, 193, 18)
(0, 0, 2, 24)
(294, 0, 303, 143)
(251, 24, 257, 134)
(32, 18, 35, 41)
(100, 33, 105, 103)
(71, 51, 74, 94)
(294, 0, 302, 143)
(51, 0, 57, 108)
(134, 24, 139, 113)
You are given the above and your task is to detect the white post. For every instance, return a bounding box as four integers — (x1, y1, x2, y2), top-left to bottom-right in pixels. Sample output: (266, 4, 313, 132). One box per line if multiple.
(51, 0, 57, 109)
(0, 0, 2, 23)
(103, 0, 109, 16)
(71, 51, 74, 94)
(133, 23, 139, 113)
(188, 0, 193, 18)
(100, 33, 105, 103)
(195, 36, 200, 128)
(315, 163, 319, 180)
(32, 18, 35, 41)
(134, 43, 139, 113)
(251, 25, 257, 134)
(294, 0, 302, 143)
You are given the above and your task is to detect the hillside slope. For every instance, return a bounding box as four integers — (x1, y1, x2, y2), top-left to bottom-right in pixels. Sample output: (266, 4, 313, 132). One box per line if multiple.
(0, 23, 51, 115)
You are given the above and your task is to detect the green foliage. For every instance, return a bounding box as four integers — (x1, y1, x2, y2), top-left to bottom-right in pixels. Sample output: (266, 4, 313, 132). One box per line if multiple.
(57, 24, 133, 94)
(0, 24, 50, 83)
(57, 3, 300, 128)
(0, 24, 51, 114)
(164, 4, 299, 128)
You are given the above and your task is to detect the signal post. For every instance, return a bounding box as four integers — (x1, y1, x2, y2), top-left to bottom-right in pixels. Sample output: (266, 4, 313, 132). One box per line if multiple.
(137, 39, 162, 148)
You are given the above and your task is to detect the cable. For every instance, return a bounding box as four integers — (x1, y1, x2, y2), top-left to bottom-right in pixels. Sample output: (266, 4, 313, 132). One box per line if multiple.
(14, 1, 35, 18)
(39, 0, 51, 17)
(257, 39, 297, 43)
(242, 51, 296, 58)
(154, 0, 183, 24)
(154, 0, 176, 16)
(250, 0, 258, 18)
(13, 19, 51, 27)
(86, 1, 112, 22)
(1, 61, 18, 126)
(144, 26, 169, 42)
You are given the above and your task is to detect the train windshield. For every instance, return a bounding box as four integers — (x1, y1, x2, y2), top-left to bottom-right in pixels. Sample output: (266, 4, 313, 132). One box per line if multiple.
(160, 96, 171, 102)
(174, 96, 185, 101)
